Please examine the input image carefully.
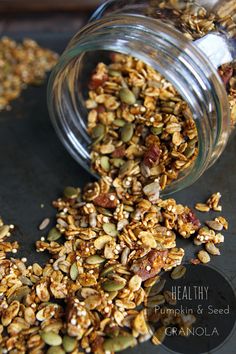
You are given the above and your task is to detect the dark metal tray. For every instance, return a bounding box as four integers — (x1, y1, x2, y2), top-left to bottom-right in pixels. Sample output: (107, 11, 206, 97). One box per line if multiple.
(0, 33, 235, 354)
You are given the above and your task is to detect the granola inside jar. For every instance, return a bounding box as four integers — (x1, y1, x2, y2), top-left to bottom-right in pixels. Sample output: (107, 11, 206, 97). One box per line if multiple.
(48, 0, 236, 195)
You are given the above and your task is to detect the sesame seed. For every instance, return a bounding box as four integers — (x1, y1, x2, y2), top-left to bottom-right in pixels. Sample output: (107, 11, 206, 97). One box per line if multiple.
(146, 265, 151, 271)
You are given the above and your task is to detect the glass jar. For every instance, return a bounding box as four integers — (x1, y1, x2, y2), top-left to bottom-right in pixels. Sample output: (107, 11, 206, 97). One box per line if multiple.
(47, 0, 236, 195)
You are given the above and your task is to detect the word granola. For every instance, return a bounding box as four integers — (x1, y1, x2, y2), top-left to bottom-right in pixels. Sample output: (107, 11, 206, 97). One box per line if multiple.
(0, 37, 58, 110)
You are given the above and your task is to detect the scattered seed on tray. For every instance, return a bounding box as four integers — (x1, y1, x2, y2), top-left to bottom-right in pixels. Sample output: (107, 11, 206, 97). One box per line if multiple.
(38, 217, 50, 230)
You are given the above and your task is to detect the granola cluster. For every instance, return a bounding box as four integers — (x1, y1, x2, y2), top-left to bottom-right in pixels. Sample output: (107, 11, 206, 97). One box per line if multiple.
(0, 37, 58, 110)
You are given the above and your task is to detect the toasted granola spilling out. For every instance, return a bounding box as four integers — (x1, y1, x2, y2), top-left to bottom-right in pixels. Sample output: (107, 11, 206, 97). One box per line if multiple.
(0, 183, 229, 353)
(0, 37, 58, 111)
(86, 53, 198, 190)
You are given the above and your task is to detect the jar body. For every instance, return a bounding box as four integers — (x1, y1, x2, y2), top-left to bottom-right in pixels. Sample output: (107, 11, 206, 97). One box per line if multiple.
(48, 0, 236, 195)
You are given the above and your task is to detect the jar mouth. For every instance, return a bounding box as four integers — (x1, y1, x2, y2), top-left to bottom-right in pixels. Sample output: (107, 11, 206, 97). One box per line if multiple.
(48, 14, 230, 196)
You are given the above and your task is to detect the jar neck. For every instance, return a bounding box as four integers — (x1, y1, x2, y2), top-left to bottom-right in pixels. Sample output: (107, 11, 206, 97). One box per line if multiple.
(48, 14, 230, 195)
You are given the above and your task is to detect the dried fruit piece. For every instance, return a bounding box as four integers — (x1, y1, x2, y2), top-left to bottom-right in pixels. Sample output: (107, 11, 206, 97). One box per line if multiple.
(94, 193, 118, 208)
(131, 250, 168, 281)
(143, 144, 161, 168)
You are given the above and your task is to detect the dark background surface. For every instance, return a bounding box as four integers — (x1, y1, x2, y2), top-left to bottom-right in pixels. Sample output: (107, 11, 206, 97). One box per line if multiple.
(0, 19, 235, 354)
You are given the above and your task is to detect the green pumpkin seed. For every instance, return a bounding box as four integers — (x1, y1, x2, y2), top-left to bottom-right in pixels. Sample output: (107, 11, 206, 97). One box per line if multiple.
(107, 290, 118, 300)
(121, 123, 134, 143)
(47, 227, 61, 242)
(147, 294, 165, 308)
(86, 255, 105, 265)
(170, 265, 186, 280)
(70, 262, 79, 280)
(0, 225, 10, 238)
(109, 69, 121, 77)
(63, 186, 78, 199)
(132, 87, 140, 98)
(41, 331, 62, 346)
(100, 156, 110, 172)
(62, 335, 77, 352)
(113, 119, 126, 127)
(100, 264, 116, 277)
(18, 275, 33, 286)
(112, 158, 125, 168)
(92, 124, 105, 140)
(103, 335, 136, 352)
(102, 279, 126, 292)
(184, 145, 195, 158)
(103, 223, 118, 237)
(151, 126, 163, 135)
(47, 346, 65, 354)
(119, 160, 134, 178)
(119, 88, 136, 105)
(7, 286, 30, 304)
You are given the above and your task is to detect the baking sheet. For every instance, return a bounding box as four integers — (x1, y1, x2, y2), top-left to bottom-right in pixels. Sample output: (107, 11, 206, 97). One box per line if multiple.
(0, 32, 235, 354)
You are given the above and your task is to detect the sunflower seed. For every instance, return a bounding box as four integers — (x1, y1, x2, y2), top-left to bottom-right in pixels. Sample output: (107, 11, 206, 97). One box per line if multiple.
(38, 218, 50, 230)
(85, 255, 105, 265)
